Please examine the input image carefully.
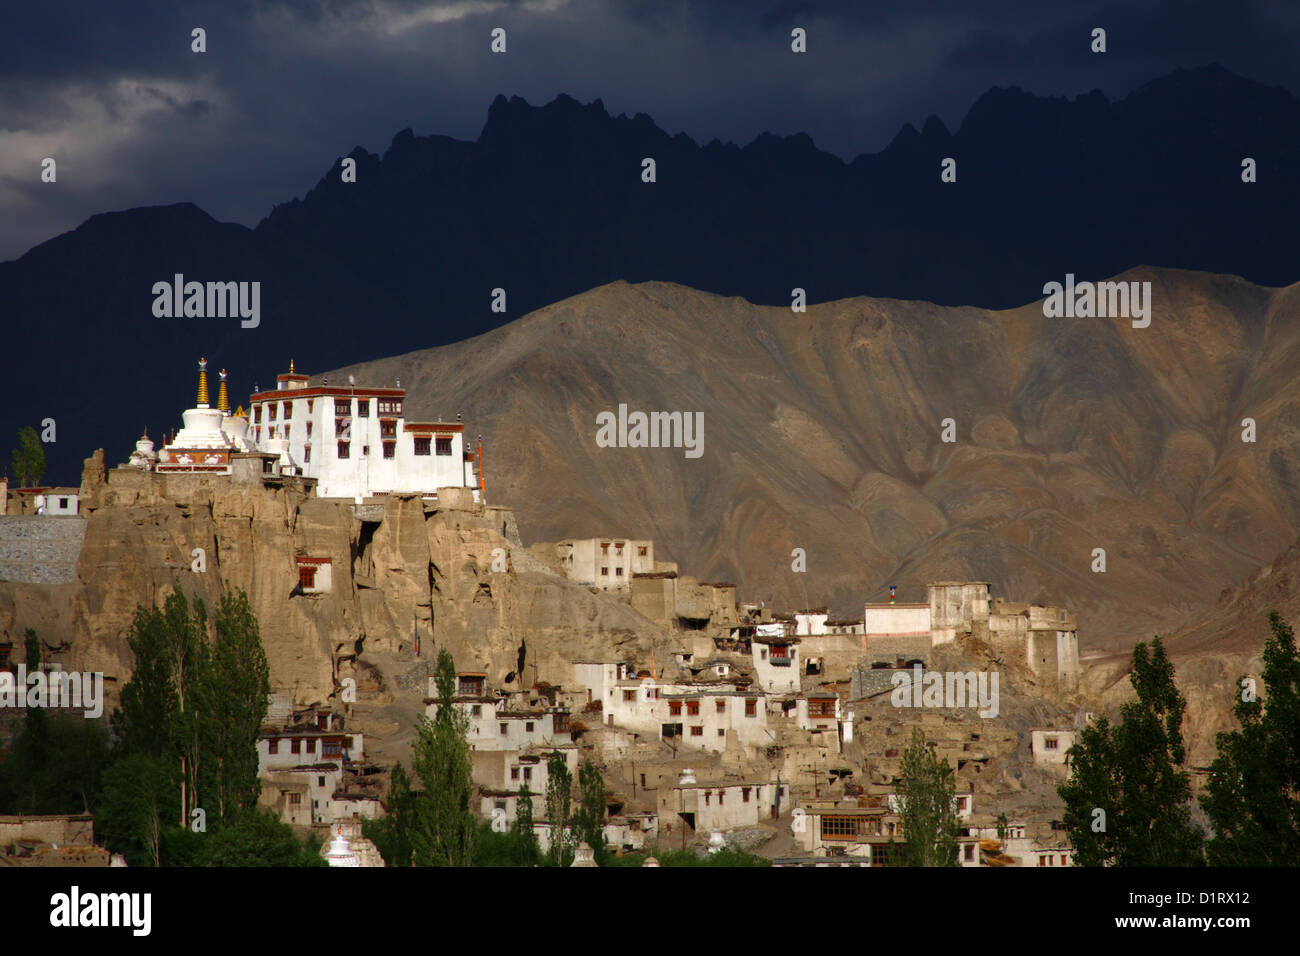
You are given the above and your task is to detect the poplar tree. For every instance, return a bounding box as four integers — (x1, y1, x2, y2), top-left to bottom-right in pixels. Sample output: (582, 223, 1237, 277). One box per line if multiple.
(1059, 637, 1204, 866)
(574, 760, 606, 856)
(204, 591, 271, 822)
(1203, 612, 1300, 865)
(897, 728, 959, 866)
(545, 751, 573, 866)
(409, 649, 476, 865)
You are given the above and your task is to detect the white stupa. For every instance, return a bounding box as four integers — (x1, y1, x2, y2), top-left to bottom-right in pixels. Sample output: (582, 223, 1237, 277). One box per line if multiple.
(126, 429, 158, 470)
(157, 358, 238, 473)
(324, 825, 360, 867)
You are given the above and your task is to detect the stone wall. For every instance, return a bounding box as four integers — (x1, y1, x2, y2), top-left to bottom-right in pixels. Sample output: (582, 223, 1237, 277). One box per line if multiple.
(0, 516, 87, 584)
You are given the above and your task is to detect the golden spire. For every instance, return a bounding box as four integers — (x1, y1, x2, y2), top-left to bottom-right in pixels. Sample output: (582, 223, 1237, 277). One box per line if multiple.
(289, 358, 295, 374)
(197, 357, 209, 407)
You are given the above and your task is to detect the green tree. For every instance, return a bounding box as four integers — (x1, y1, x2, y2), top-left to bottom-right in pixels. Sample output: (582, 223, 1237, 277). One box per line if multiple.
(9, 426, 45, 488)
(1059, 637, 1204, 866)
(545, 750, 573, 866)
(897, 728, 959, 866)
(0, 713, 110, 814)
(574, 760, 606, 857)
(1203, 612, 1300, 865)
(96, 754, 175, 867)
(363, 762, 416, 867)
(203, 590, 270, 822)
(409, 649, 476, 865)
(513, 781, 539, 861)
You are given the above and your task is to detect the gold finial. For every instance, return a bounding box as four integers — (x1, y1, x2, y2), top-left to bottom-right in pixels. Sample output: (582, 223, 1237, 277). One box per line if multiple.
(233, 404, 246, 418)
(197, 357, 209, 407)
(217, 369, 230, 413)
(289, 358, 295, 374)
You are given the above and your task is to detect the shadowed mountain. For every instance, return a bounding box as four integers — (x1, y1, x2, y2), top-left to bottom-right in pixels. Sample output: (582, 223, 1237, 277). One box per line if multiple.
(324, 268, 1300, 651)
(4, 64, 1300, 483)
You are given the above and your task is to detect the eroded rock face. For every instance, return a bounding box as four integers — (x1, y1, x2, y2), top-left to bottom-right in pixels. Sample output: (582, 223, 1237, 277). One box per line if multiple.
(1, 457, 671, 711)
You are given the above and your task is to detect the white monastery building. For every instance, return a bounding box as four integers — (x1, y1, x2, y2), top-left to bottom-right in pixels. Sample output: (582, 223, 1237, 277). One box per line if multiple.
(144, 358, 482, 503)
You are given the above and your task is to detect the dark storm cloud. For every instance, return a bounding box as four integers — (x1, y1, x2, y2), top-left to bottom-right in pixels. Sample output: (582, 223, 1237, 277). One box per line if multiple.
(2, 0, 1298, 260)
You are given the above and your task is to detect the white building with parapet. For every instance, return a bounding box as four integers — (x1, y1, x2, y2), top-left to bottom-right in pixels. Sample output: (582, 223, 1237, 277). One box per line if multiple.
(247, 361, 481, 502)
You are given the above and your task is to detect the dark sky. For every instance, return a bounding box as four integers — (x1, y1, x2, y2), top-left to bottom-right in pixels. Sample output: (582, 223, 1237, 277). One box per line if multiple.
(3, 0, 1299, 261)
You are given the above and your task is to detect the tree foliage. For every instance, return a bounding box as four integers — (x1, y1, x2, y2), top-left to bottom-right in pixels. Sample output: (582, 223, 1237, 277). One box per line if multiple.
(1203, 612, 1300, 865)
(408, 649, 476, 866)
(897, 728, 959, 867)
(8, 426, 45, 488)
(545, 750, 573, 866)
(1059, 637, 1204, 866)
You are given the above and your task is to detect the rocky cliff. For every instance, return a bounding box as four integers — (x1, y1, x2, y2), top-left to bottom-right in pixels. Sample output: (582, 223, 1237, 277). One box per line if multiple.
(0, 451, 673, 715)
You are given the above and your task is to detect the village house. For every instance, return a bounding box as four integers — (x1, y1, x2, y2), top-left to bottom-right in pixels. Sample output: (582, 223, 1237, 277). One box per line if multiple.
(257, 715, 365, 826)
(657, 769, 783, 840)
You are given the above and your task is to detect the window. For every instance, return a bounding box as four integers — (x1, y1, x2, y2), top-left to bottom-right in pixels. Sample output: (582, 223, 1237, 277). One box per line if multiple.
(820, 815, 861, 840)
(745, 699, 757, 718)
(690, 725, 703, 737)
(600, 567, 609, 576)
(383, 442, 395, 459)
(268, 404, 277, 421)
(362, 445, 370, 456)
(623, 690, 636, 702)
(306, 421, 313, 437)
(284, 425, 291, 439)
(356, 399, 369, 417)
(267, 739, 279, 755)
(303, 445, 311, 463)
(253, 405, 262, 423)
(337, 441, 349, 458)
(809, 697, 836, 718)
(499, 723, 508, 735)
(283, 402, 292, 419)
(523, 767, 532, 782)
(525, 722, 534, 733)
(306, 739, 315, 754)
(511, 768, 520, 781)
(718, 790, 724, 804)
(291, 739, 301, 754)
(307, 399, 313, 413)
(717, 729, 725, 737)
(669, 701, 682, 716)
(322, 740, 341, 758)
(288, 792, 301, 805)
(1044, 737, 1059, 750)
(600, 543, 609, 553)
(638, 546, 647, 557)
(414, 437, 431, 456)
(335, 399, 350, 415)
(965, 845, 975, 862)
(378, 400, 403, 415)
(686, 700, 700, 716)
(435, 436, 452, 456)
(471, 705, 482, 717)
(704, 791, 711, 805)
(742, 787, 751, 803)
(615, 567, 624, 577)
(716, 700, 726, 713)
(380, 421, 397, 438)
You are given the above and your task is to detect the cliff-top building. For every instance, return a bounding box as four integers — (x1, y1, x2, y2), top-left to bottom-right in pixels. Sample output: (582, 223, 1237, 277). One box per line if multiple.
(144, 358, 481, 502)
